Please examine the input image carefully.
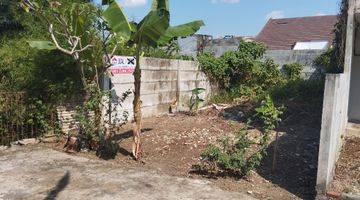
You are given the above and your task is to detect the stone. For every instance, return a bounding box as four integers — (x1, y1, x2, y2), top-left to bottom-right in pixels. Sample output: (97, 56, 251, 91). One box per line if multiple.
(17, 138, 39, 146)
(0, 146, 8, 151)
(341, 193, 360, 200)
(41, 135, 58, 143)
(326, 191, 341, 199)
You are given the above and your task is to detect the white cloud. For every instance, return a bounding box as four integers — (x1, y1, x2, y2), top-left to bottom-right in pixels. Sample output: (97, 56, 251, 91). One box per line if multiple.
(122, 0, 147, 7)
(266, 10, 285, 20)
(316, 12, 326, 16)
(211, 0, 240, 4)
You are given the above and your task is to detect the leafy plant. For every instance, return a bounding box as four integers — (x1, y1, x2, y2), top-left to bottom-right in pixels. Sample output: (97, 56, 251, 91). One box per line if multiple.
(189, 88, 206, 113)
(254, 95, 284, 133)
(283, 63, 303, 81)
(199, 128, 267, 177)
(72, 82, 130, 152)
(199, 40, 283, 92)
(314, 48, 340, 74)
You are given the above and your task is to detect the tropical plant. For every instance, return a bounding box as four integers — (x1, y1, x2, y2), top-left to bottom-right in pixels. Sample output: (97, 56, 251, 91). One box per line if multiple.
(102, 0, 204, 159)
(21, 0, 132, 153)
(189, 88, 206, 114)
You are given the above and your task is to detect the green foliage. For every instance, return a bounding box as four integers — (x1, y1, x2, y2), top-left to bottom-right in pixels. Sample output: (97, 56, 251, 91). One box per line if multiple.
(314, 48, 341, 73)
(199, 95, 284, 176)
(253, 95, 284, 132)
(198, 52, 230, 88)
(199, 40, 283, 90)
(0, 37, 82, 103)
(103, 0, 204, 48)
(210, 85, 264, 104)
(331, 0, 348, 73)
(73, 83, 106, 147)
(189, 88, 206, 113)
(73, 82, 131, 151)
(200, 40, 326, 108)
(0, 94, 56, 145)
(0, 0, 83, 103)
(271, 78, 324, 103)
(283, 63, 303, 81)
(200, 129, 267, 177)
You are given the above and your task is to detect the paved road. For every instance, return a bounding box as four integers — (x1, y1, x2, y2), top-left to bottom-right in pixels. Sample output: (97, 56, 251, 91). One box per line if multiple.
(0, 146, 254, 200)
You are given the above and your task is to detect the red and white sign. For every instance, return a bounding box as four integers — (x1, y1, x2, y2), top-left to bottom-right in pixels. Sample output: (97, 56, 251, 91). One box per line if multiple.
(108, 56, 136, 75)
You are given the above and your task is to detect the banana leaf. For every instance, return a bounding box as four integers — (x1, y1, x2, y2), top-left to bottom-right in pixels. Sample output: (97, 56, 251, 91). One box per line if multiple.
(158, 20, 205, 45)
(103, 1, 132, 40)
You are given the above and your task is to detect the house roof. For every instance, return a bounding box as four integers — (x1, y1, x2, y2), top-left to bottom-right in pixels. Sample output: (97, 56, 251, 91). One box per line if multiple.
(255, 15, 338, 50)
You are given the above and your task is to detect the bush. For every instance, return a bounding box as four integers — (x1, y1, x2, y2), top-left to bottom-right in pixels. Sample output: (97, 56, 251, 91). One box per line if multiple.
(270, 78, 325, 105)
(253, 95, 285, 133)
(283, 63, 303, 81)
(199, 128, 268, 177)
(314, 48, 338, 73)
(199, 40, 285, 104)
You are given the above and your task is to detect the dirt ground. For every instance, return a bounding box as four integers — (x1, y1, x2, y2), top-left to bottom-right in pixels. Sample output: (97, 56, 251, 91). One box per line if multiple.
(330, 137, 360, 195)
(0, 146, 254, 200)
(46, 103, 322, 200)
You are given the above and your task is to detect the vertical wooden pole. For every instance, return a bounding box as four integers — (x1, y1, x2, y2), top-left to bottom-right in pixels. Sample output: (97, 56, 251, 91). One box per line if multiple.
(272, 131, 279, 174)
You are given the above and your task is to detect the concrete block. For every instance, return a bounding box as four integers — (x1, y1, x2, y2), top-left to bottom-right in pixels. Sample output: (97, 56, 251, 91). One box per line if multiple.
(104, 57, 211, 121)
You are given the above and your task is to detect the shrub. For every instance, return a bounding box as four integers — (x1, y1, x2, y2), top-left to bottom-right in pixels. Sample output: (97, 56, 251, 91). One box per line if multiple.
(199, 128, 268, 177)
(198, 52, 230, 88)
(283, 63, 303, 81)
(199, 40, 284, 104)
(253, 95, 285, 133)
(314, 48, 338, 73)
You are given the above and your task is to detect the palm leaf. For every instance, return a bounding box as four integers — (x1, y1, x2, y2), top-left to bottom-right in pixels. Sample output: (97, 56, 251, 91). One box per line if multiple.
(103, 1, 132, 40)
(151, 0, 169, 11)
(158, 20, 205, 45)
(133, 10, 170, 47)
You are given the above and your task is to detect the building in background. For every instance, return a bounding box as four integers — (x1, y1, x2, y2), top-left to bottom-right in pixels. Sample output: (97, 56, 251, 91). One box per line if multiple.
(178, 15, 337, 58)
(255, 15, 337, 50)
(178, 35, 253, 57)
(177, 34, 213, 57)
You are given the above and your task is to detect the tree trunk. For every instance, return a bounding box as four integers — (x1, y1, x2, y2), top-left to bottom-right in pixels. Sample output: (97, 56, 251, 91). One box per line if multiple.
(132, 47, 142, 160)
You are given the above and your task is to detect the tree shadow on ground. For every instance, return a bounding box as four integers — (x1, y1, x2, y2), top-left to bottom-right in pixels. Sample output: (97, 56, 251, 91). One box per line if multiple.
(97, 128, 153, 160)
(45, 171, 70, 200)
(257, 108, 322, 200)
(110, 128, 153, 142)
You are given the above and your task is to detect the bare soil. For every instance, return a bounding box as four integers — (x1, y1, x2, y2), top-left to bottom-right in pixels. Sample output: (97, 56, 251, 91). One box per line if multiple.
(45, 103, 322, 200)
(330, 137, 360, 195)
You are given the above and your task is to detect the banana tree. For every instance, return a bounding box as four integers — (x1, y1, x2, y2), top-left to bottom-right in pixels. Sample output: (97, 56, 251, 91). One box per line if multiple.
(103, 0, 204, 159)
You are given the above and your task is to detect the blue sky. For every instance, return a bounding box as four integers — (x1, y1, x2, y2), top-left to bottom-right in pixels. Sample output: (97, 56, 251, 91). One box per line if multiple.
(95, 0, 340, 38)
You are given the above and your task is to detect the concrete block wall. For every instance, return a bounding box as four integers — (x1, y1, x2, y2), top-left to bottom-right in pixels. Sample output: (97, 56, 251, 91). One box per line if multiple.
(104, 57, 211, 122)
(264, 50, 325, 78)
(56, 104, 95, 134)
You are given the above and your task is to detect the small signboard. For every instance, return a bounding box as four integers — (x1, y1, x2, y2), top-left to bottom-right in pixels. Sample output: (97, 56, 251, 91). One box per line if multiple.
(108, 56, 136, 75)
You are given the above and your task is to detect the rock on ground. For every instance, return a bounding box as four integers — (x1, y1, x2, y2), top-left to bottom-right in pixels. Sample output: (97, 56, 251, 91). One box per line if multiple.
(0, 146, 254, 200)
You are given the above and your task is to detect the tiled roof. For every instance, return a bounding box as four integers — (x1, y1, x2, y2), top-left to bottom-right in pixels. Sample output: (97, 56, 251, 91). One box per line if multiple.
(255, 15, 338, 50)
